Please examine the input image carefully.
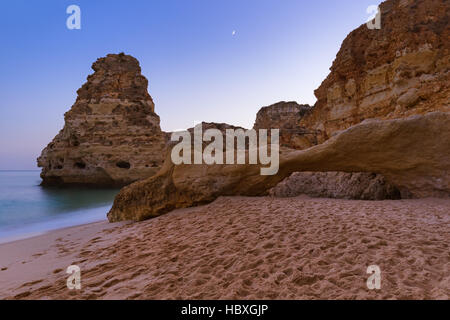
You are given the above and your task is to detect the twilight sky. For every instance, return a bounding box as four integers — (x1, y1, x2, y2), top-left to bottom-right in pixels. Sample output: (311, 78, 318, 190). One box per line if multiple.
(0, 0, 382, 169)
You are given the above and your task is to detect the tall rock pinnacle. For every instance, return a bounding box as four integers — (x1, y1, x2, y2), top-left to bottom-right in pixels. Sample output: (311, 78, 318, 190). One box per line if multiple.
(37, 53, 168, 186)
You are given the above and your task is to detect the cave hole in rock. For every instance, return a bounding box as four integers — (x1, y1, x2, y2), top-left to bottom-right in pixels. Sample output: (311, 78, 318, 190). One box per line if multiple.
(116, 161, 131, 169)
(74, 162, 86, 169)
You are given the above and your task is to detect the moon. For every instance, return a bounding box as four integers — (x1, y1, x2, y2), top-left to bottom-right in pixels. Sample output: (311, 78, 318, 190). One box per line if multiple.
(232, 30, 236, 36)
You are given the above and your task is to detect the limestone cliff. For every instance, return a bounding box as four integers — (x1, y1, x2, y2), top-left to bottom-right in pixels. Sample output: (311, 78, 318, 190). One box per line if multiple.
(37, 53, 168, 186)
(253, 101, 318, 149)
(301, 0, 450, 141)
(262, 0, 449, 200)
(253, 102, 401, 200)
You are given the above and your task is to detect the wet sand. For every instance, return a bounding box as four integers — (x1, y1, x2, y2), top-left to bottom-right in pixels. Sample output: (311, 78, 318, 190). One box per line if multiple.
(0, 196, 449, 300)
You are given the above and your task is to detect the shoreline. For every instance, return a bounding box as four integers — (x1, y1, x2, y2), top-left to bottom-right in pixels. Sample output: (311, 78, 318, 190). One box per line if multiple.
(1, 196, 449, 300)
(0, 205, 115, 245)
(0, 219, 129, 299)
(0, 218, 109, 245)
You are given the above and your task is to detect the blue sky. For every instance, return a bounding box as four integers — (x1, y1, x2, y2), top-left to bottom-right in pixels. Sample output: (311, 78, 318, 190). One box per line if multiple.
(0, 0, 382, 169)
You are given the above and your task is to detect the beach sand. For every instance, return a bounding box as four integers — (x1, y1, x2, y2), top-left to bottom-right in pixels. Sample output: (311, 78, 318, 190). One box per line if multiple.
(0, 196, 448, 300)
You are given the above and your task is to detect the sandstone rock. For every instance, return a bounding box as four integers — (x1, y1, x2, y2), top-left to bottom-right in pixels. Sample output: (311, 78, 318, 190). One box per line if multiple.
(253, 101, 320, 149)
(187, 122, 245, 136)
(397, 88, 420, 108)
(37, 53, 168, 186)
(108, 112, 450, 222)
(253, 102, 400, 200)
(301, 0, 450, 141)
(269, 172, 401, 200)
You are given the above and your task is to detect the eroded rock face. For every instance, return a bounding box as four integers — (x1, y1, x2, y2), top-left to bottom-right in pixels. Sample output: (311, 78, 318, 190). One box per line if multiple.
(253, 102, 399, 200)
(269, 172, 401, 200)
(107, 0, 450, 222)
(108, 112, 450, 222)
(37, 53, 168, 186)
(253, 101, 318, 149)
(301, 0, 450, 141)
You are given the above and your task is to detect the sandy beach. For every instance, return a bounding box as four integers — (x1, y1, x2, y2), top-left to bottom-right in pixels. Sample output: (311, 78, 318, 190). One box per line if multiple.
(0, 196, 448, 300)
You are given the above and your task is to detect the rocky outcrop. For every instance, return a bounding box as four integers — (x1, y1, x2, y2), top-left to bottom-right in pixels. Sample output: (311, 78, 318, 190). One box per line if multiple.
(187, 122, 245, 136)
(253, 101, 318, 149)
(253, 102, 400, 200)
(301, 0, 450, 142)
(269, 172, 401, 200)
(108, 112, 450, 222)
(39, 0, 448, 220)
(37, 53, 168, 187)
(254, 0, 449, 202)
(107, 0, 450, 222)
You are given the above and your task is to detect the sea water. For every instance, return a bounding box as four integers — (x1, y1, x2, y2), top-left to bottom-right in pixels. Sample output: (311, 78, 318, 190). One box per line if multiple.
(0, 171, 120, 243)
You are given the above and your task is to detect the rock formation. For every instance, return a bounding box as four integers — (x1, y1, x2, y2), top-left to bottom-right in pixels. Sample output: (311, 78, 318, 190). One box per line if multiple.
(255, 0, 449, 201)
(301, 0, 450, 141)
(37, 53, 168, 187)
(253, 101, 318, 149)
(108, 112, 450, 222)
(107, 0, 450, 222)
(269, 172, 401, 200)
(254, 102, 401, 200)
(37, 0, 449, 221)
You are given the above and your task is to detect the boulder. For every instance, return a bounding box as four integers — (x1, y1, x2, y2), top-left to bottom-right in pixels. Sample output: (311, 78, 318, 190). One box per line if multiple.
(269, 172, 401, 200)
